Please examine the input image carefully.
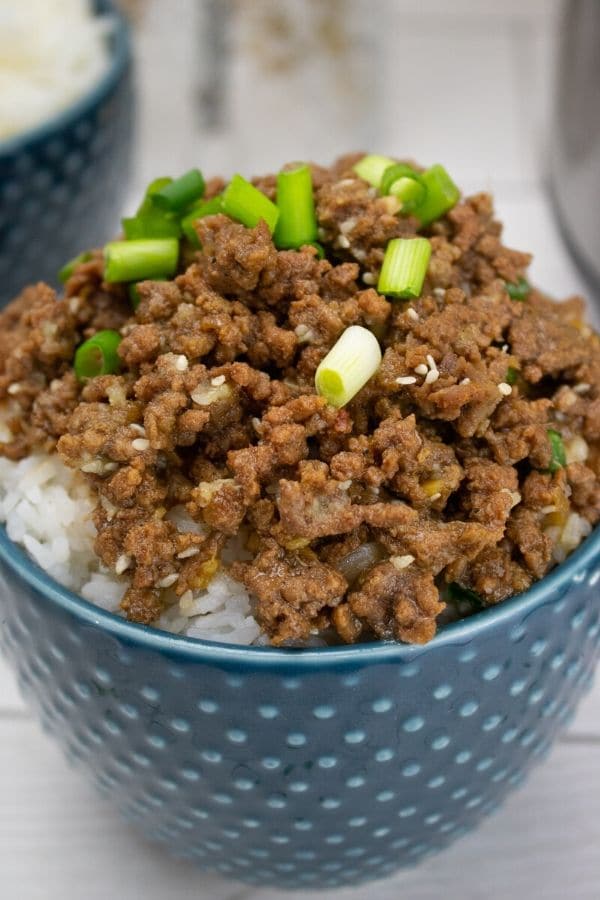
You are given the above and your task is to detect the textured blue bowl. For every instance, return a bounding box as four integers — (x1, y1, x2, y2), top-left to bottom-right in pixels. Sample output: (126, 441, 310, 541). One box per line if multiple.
(0, 521, 599, 890)
(0, 0, 133, 305)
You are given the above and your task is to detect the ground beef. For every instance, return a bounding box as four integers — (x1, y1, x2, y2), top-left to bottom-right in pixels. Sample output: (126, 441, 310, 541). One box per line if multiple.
(346, 561, 443, 644)
(232, 541, 347, 645)
(1, 154, 599, 646)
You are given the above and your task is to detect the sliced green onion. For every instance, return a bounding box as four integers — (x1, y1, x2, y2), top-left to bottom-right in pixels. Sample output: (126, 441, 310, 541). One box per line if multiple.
(380, 164, 427, 214)
(274, 164, 318, 249)
(447, 583, 483, 608)
(412, 164, 460, 227)
(308, 241, 325, 259)
(505, 366, 519, 385)
(129, 283, 141, 308)
(315, 325, 381, 408)
(58, 251, 93, 283)
(506, 277, 530, 301)
(104, 239, 179, 283)
(221, 174, 279, 233)
(380, 164, 419, 196)
(136, 177, 173, 215)
(181, 195, 223, 246)
(122, 211, 181, 240)
(352, 154, 395, 189)
(389, 180, 427, 213)
(547, 429, 567, 473)
(122, 179, 181, 239)
(152, 168, 205, 212)
(74, 330, 122, 381)
(377, 237, 431, 299)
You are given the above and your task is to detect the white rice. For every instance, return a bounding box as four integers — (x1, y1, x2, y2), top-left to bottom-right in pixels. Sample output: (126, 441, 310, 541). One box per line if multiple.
(0, 0, 111, 141)
(0, 441, 261, 645)
(0, 410, 593, 645)
(547, 512, 592, 564)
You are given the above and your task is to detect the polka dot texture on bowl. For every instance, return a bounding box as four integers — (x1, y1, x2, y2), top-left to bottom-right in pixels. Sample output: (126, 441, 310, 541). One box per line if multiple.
(0, 543, 599, 889)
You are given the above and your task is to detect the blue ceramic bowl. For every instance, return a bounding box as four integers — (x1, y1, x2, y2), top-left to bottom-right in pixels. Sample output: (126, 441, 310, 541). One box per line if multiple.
(0, 0, 133, 305)
(0, 520, 599, 890)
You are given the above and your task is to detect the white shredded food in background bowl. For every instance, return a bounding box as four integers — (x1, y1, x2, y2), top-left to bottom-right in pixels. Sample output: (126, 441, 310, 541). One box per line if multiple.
(0, 0, 111, 141)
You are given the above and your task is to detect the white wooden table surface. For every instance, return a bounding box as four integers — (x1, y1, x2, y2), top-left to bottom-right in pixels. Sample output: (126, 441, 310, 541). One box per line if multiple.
(3, 1, 600, 898)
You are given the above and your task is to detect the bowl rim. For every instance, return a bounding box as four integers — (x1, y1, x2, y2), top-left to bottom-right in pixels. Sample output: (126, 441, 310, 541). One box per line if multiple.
(0, 0, 130, 159)
(1, 517, 599, 666)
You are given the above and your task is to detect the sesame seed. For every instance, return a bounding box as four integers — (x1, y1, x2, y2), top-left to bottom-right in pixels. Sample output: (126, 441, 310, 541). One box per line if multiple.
(100, 496, 117, 520)
(396, 376, 417, 385)
(294, 324, 315, 343)
(352, 248, 366, 262)
(433, 287, 445, 299)
(406, 307, 419, 321)
(362, 272, 376, 285)
(390, 554, 415, 570)
(7, 383, 21, 395)
(415, 364, 428, 376)
(115, 554, 132, 575)
(211, 375, 226, 386)
(177, 546, 200, 559)
(501, 343, 509, 353)
(460, 377, 471, 385)
(175, 355, 188, 372)
(566, 435, 589, 464)
(157, 573, 179, 589)
(132, 437, 150, 451)
(338, 480, 352, 490)
(337, 234, 351, 249)
(426, 354, 437, 371)
(429, 492, 442, 502)
(193, 385, 218, 407)
(573, 383, 591, 394)
(339, 217, 357, 235)
(81, 459, 118, 475)
(502, 490, 522, 508)
(540, 504, 557, 515)
(130, 423, 146, 436)
(179, 590, 194, 610)
(498, 382, 512, 396)
(424, 369, 440, 385)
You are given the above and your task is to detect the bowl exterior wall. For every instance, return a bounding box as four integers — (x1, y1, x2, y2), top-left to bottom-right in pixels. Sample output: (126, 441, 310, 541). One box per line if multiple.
(1, 554, 599, 889)
(0, 11, 133, 304)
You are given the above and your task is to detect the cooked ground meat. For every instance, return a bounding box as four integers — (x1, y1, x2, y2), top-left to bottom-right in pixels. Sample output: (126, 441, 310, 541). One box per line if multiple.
(1, 154, 599, 646)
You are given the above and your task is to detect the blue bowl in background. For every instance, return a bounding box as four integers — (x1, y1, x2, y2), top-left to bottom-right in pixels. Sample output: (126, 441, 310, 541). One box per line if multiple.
(0, 0, 133, 305)
(0, 516, 599, 889)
